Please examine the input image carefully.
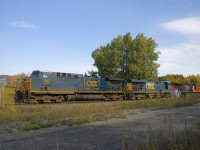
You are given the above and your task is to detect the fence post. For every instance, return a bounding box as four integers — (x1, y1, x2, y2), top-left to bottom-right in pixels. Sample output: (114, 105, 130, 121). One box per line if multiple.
(2, 83, 5, 108)
(0, 84, 1, 106)
(0, 84, 5, 108)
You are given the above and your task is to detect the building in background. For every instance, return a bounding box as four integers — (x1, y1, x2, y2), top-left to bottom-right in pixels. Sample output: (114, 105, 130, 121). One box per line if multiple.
(0, 75, 17, 86)
(0, 78, 7, 84)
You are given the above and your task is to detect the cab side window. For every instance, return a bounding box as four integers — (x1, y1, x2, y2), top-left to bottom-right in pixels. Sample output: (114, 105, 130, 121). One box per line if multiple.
(43, 74, 48, 78)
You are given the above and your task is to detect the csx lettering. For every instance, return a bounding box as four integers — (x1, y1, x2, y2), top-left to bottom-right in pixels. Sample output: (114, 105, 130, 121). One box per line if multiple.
(86, 81, 98, 87)
(146, 83, 155, 89)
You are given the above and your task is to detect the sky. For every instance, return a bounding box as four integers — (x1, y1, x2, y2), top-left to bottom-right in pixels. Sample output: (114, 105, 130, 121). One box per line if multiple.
(0, 0, 200, 76)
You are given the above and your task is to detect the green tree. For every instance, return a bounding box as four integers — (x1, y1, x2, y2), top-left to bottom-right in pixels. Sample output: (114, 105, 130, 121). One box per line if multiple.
(91, 33, 160, 79)
(92, 43, 121, 77)
(15, 73, 29, 87)
(158, 74, 190, 83)
(16, 73, 28, 82)
(87, 70, 99, 77)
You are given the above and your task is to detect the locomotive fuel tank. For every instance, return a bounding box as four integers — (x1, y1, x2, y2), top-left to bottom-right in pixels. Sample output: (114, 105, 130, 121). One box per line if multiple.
(67, 95, 105, 101)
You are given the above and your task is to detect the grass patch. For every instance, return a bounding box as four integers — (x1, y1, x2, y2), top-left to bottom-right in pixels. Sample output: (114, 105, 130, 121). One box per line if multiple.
(0, 94, 200, 132)
(61, 117, 92, 126)
(21, 123, 41, 131)
(19, 121, 55, 131)
(6, 127, 14, 133)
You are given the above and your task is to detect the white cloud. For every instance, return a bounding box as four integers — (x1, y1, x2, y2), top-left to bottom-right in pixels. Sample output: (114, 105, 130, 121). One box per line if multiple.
(158, 16, 200, 76)
(158, 41, 200, 76)
(160, 17, 200, 34)
(9, 20, 40, 29)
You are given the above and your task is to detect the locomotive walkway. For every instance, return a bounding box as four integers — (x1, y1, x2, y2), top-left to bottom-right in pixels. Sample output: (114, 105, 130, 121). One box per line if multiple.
(0, 103, 199, 150)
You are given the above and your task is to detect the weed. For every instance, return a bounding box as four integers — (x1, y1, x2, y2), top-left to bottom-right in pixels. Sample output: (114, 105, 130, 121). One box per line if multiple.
(19, 121, 55, 131)
(20, 123, 40, 131)
(6, 127, 14, 133)
(121, 137, 129, 150)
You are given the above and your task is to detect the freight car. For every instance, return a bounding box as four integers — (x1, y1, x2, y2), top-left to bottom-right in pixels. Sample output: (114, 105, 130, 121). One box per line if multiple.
(15, 70, 180, 104)
(172, 83, 200, 96)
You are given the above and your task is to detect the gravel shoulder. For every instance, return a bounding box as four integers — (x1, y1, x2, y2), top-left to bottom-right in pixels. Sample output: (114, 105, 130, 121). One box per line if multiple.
(0, 103, 200, 150)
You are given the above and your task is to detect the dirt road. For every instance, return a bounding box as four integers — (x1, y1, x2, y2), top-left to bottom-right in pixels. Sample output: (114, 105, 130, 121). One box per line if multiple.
(0, 104, 199, 150)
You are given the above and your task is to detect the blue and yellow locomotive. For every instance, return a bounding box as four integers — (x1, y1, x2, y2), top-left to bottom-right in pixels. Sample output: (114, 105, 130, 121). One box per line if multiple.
(124, 79, 172, 100)
(15, 70, 174, 104)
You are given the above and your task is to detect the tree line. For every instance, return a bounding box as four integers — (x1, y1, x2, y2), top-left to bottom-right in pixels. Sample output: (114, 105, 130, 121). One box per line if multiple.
(158, 74, 200, 85)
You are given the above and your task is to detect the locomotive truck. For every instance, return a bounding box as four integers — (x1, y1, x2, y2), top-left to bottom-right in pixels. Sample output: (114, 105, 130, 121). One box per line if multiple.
(15, 70, 192, 104)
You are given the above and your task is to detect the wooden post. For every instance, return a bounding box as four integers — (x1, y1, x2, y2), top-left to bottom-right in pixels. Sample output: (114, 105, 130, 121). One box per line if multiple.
(0, 84, 1, 106)
(2, 84, 4, 107)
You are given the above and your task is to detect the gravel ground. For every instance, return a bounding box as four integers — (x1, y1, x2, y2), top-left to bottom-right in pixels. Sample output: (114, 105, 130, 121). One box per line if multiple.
(0, 103, 200, 150)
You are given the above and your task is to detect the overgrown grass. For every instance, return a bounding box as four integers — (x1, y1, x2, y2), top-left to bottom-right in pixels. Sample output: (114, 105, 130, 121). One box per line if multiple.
(122, 112, 200, 150)
(0, 94, 200, 132)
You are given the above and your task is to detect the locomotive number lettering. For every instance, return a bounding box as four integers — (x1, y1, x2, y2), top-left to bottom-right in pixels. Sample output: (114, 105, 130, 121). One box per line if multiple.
(146, 83, 155, 89)
(43, 79, 50, 84)
(86, 80, 98, 87)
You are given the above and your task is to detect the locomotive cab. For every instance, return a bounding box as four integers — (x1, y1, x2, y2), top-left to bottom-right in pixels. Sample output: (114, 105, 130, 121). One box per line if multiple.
(31, 70, 41, 77)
